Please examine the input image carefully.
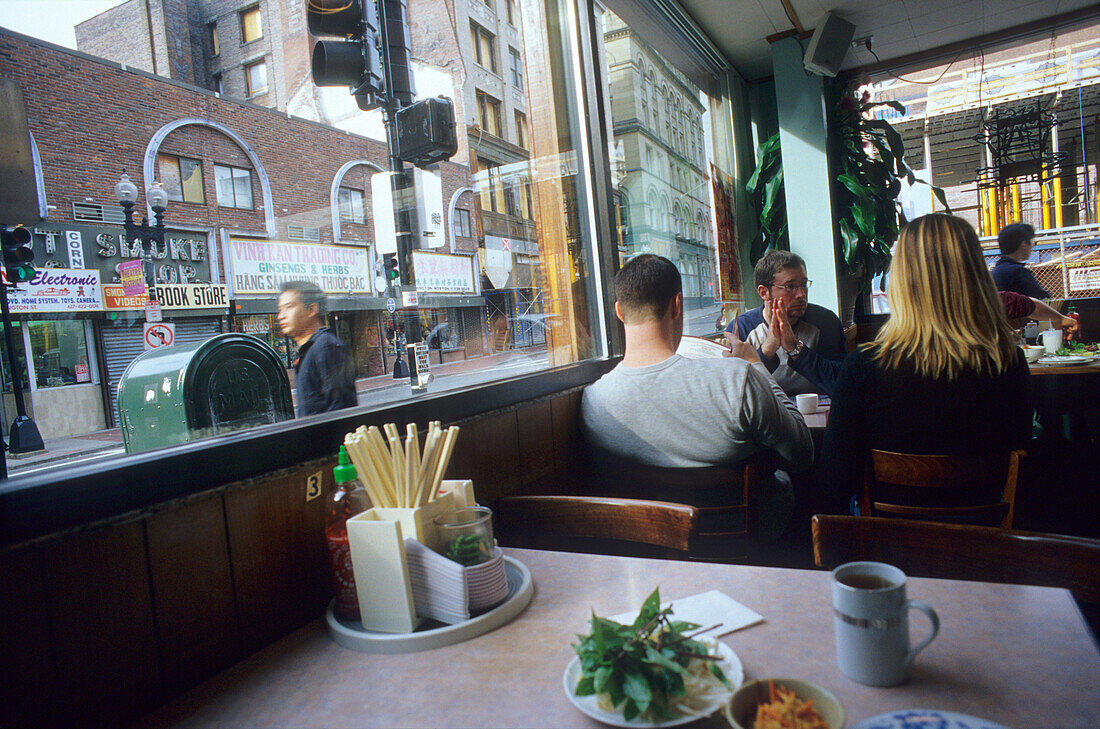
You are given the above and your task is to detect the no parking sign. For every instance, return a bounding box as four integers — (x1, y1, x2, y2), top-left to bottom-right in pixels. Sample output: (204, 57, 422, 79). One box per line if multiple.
(144, 322, 175, 351)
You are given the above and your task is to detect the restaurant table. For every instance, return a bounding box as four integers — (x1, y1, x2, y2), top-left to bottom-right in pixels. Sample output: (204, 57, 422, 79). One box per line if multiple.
(135, 548, 1100, 729)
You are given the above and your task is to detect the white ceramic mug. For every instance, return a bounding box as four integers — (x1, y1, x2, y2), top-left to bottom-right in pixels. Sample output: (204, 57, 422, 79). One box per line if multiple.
(796, 393, 818, 414)
(831, 561, 939, 687)
(1041, 328, 1062, 355)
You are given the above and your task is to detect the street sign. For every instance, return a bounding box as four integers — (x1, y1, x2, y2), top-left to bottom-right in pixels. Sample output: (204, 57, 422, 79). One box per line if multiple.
(144, 301, 162, 322)
(401, 290, 419, 307)
(386, 297, 396, 313)
(144, 322, 175, 350)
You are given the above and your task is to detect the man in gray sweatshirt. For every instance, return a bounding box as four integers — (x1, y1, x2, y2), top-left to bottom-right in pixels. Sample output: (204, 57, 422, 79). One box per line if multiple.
(580, 254, 812, 537)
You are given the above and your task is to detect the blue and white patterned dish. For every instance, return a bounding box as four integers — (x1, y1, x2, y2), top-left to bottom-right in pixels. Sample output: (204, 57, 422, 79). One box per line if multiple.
(853, 709, 1011, 729)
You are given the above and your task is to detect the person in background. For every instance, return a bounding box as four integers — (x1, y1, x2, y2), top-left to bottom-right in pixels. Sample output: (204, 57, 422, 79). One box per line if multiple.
(277, 280, 358, 417)
(991, 222, 1051, 298)
(725, 250, 846, 396)
(819, 214, 1031, 507)
(581, 254, 812, 539)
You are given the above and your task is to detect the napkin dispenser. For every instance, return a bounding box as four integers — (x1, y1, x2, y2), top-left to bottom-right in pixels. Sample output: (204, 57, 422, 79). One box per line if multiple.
(346, 479, 474, 633)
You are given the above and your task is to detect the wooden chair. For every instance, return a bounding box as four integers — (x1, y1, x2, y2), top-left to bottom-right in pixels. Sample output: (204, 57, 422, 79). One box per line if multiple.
(860, 449, 1024, 528)
(520, 447, 774, 561)
(811, 514, 1100, 606)
(843, 323, 858, 353)
(494, 495, 698, 559)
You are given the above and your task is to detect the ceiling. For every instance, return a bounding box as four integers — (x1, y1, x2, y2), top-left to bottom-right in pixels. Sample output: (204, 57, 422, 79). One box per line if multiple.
(679, 0, 1100, 82)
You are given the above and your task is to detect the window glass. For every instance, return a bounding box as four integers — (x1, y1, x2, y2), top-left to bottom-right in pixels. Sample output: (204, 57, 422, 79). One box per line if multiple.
(1, 0, 605, 473)
(509, 47, 522, 90)
(27, 320, 93, 388)
(338, 186, 366, 223)
(240, 6, 262, 43)
(245, 60, 267, 95)
(158, 154, 205, 204)
(210, 22, 219, 56)
(214, 164, 253, 209)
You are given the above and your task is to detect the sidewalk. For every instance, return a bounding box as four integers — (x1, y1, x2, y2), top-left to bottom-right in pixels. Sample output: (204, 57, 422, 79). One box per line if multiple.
(6, 348, 532, 474)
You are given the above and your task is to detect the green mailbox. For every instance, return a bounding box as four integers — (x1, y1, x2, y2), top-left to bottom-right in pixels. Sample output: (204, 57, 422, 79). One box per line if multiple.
(118, 333, 294, 453)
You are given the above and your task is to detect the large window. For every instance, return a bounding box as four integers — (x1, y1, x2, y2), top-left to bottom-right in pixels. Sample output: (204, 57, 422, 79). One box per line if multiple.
(515, 111, 528, 149)
(214, 164, 254, 208)
(240, 6, 262, 43)
(27, 320, 94, 388)
(509, 47, 523, 90)
(470, 22, 496, 73)
(453, 208, 472, 238)
(157, 153, 205, 203)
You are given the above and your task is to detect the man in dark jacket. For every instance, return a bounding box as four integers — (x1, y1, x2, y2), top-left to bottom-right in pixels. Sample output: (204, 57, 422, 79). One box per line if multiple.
(277, 280, 357, 416)
(991, 222, 1051, 298)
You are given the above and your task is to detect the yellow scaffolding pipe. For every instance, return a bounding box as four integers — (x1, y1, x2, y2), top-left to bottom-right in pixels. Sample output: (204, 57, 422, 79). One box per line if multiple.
(1040, 167, 1050, 230)
(1011, 183, 1021, 223)
(1054, 174, 1064, 228)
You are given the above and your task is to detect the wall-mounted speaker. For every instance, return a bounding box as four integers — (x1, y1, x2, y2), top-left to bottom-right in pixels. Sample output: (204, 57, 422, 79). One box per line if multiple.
(803, 12, 855, 77)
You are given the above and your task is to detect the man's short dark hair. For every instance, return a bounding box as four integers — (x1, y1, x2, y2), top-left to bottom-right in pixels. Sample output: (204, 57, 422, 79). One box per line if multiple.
(754, 250, 806, 288)
(998, 223, 1034, 255)
(614, 254, 681, 323)
(279, 280, 327, 318)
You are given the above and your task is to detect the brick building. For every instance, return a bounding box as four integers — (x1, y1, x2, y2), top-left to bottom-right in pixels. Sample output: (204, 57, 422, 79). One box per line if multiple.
(0, 29, 483, 439)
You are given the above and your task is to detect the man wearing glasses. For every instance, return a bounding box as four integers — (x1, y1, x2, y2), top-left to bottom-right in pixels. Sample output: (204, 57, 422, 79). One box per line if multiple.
(724, 251, 845, 396)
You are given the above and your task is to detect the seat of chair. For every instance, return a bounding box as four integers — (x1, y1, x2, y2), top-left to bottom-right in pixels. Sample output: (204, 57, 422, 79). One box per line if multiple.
(860, 448, 1023, 528)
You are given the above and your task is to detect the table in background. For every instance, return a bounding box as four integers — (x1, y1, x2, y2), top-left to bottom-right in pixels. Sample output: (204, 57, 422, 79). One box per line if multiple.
(136, 548, 1100, 729)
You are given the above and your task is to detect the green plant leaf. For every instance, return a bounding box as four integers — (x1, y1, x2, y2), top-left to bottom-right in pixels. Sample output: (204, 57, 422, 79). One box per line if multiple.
(623, 671, 652, 713)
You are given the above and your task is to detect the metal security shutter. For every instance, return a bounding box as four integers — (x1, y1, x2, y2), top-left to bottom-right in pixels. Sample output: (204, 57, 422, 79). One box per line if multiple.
(101, 317, 222, 426)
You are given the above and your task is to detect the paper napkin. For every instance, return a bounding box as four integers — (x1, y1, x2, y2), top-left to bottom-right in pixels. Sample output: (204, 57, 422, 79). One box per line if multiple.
(611, 589, 764, 638)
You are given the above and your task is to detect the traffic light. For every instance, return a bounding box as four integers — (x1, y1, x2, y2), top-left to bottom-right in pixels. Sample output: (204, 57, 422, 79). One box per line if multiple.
(383, 253, 400, 283)
(307, 0, 385, 110)
(1, 225, 35, 285)
(396, 97, 457, 167)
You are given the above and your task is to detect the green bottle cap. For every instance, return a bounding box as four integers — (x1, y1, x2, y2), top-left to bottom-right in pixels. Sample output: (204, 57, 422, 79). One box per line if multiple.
(334, 445, 358, 484)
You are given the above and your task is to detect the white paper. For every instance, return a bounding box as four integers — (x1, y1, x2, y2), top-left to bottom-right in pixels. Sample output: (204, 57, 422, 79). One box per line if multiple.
(611, 590, 764, 638)
(675, 335, 730, 359)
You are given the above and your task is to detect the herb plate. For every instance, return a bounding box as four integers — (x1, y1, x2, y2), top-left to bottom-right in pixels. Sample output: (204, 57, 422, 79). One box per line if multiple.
(562, 641, 743, 727)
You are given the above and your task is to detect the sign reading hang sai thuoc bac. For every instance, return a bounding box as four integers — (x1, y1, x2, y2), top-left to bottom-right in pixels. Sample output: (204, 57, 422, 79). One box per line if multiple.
(102, 283, 229, 311)
(227, 239, 372, 295)
(2, 268, 103, 313)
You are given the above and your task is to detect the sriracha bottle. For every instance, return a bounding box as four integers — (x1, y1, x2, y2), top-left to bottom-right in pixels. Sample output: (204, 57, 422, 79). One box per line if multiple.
(326, 446, 369, 621)
(1064, 306, 1080, 344)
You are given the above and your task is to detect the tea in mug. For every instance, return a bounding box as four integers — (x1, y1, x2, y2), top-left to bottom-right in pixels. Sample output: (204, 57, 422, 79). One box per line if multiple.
(838, 573, 896, 590)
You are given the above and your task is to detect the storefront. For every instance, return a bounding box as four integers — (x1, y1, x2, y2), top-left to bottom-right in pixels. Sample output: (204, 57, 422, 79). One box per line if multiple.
(481, 236, 545, 351)
(0, 269, 106, 439)
(100, 283, 229, 425)
(411, 251, 486, 363)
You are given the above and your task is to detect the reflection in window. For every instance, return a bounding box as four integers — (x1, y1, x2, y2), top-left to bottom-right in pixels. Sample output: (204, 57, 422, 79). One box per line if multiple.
(157, 153, 205, 204)
(240, 6, 262, 43)
(515, 111, 528, 148)
(509, 47, 523, 90)
(214, 164, 254, 209)
(28, 320, 93, 388)
(338, 186, 366, 223)
(245, 59, 267, 95)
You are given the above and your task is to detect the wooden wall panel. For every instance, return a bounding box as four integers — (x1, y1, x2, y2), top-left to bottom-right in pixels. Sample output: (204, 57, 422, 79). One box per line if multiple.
(224, 465, 330, 655)
(517, 399, 555, 485)
(550, 388, 583, 472)
(446, 410, 521, 504)
(41, 521, 160, 726)
(146, 493, 241, 696)
(0, 544, 56, 727)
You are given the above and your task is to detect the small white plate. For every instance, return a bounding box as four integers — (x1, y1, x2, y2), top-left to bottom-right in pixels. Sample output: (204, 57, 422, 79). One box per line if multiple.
(852, 709, 1011, 729)
(563, 640, 743, 727)
(1037, 354, 1093, 365)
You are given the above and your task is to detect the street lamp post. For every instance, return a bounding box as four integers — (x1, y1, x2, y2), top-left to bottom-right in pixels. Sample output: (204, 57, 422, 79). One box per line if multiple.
(115, 174, 169, 306)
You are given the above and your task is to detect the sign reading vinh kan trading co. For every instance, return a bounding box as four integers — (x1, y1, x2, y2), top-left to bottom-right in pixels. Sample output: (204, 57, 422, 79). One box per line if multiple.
(228, 239, 371, 295)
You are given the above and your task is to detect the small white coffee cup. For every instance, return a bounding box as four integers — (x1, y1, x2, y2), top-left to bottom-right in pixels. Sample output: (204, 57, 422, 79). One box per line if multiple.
(832, 561, 939, 687)
(796, 393, 818, 414)
(1041, 328, 1062, 355)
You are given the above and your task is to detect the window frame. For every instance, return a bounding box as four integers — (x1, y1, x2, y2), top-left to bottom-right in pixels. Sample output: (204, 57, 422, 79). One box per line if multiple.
(470, 22, 497, 74)
(239, 5, 262, 44)
(244, 58, 268, 96)
(509, 46, 523, 90)
(209, 21, 219, 56)
(213, 163, 255, 209)
(476, 91, 502, 137)
(337, 186, 366, 223)
(453, 207, 472, 238)
(157, 153, 206, 204)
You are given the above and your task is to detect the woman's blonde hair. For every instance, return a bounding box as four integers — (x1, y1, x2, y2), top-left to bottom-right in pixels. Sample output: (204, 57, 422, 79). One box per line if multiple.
(872, 213, 1018, 380)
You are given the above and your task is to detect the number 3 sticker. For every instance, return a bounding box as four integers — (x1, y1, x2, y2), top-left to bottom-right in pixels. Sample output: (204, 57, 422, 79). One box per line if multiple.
(306, 471, 323, 501)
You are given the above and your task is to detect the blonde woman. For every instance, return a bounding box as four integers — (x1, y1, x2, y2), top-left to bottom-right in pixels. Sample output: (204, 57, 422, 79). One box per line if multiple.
(819, 214, 1031, 505)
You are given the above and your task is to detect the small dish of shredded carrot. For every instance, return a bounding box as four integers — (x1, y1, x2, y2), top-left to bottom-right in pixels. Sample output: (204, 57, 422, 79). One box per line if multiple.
(724, 677, 843, 729)
(752, 680, 832, 729)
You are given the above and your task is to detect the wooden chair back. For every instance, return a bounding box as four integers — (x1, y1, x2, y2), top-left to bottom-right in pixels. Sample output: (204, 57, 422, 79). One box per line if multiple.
(494, 495, 698, 558)
(844, 323, 858, 353)
(811, 515, 1100, 604)
(860, 449, 1023, 528)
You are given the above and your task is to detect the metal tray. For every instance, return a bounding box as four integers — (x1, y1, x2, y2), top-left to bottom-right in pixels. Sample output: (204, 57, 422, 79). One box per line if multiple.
(325, 556, 533, 653)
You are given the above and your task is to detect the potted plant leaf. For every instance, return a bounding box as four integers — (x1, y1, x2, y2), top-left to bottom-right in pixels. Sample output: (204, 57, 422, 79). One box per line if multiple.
(745, 80, 949, 316)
